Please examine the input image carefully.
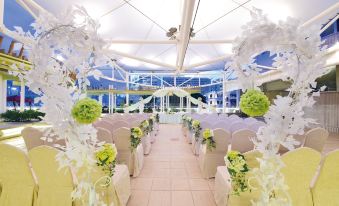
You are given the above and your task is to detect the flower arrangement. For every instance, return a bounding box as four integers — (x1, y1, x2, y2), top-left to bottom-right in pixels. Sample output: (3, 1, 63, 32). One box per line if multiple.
(239, 89, 270, 117)
(148, 116, 154, 132)
(71, 98, 102, 124)
(192, 120, 201, 141)
(225, 151, 250, 195)
(130, 127, 143, 150)
(96, 144, 117, 180)
(186, 117, 193, 131)
(155, 113, 160, 123)
(140, 120, 150, 135)
(202, 129, 216, 151)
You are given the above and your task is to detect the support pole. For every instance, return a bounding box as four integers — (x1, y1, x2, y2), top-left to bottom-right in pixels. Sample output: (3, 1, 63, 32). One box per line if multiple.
(20, 80, 25, 112)
(108, 85, 111, 114)
(222, 73, 226, 113)
(126, 72, 129, 106)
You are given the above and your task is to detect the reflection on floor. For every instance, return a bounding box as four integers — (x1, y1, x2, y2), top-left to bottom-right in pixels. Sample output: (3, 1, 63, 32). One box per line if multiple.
(1, 124, 339, 206)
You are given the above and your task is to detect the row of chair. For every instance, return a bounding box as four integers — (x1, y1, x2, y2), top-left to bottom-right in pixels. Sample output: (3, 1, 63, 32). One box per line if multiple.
(0, 144, 131, 206)
(214, 147, 339, 206)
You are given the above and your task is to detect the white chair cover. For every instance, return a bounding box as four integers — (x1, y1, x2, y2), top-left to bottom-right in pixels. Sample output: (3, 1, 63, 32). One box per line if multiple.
(198, 129, 231, 178)
(303, 127, 329, 152)
(96, 127, 113, 144)
(93, 120, 114, 135)
(231, 129, 256, 153)
(249, 121, 266, 132)
(22, 126, 45, 151)
(229, 121, 248, 133)
(243, 117, 257, 125)
(113, 127, 144, 177)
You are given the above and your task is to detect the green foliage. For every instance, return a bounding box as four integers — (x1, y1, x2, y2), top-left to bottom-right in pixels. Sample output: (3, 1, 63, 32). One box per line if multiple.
(225, 151, 250, 195)
(240, 89, 270, 117)
(0, 110, 45, 122)
(130, 127, 143, 150)
(71, 98, 102, 124)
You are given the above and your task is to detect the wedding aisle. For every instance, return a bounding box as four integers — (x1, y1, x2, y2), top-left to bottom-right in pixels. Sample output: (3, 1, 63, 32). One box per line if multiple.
(128, 124, 216, 206)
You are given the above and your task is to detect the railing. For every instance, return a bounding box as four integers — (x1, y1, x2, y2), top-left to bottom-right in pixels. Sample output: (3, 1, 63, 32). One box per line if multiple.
(322, 32, 339, 48)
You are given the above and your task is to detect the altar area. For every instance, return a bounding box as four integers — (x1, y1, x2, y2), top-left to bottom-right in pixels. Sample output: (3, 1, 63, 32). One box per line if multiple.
(159, 113, 184, 124)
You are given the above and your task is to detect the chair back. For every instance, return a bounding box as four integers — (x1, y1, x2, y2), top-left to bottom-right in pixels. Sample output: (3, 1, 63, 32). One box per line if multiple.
(312, 150, 339, 206)
(212, 128, 231, 153)
(113, 127, 131, 151)
(228, 114, 240, 122)
(130, 120, 140, 128)
(112, 120, 130, 131)
(213, 121, 230, 132)
(227, 150, 262, 205)
(243, 117, 257, 125)
(97, 127, 113, 144)
(0, 144, 36, 206)
(22, 126, 45, 151)
(200, 121, 212, 130)
(230, 121, 247, 133)
(303, 127, 329, 152)
(231, 129, 256, 153)
(281, 147, 321, 206)
(249, 121, 266, 132)
(93, 120, 114, 134)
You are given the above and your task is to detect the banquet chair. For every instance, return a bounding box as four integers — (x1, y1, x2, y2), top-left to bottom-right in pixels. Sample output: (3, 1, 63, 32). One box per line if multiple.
(216, 150, 262, 206)
(0, 144, 36, 206)
(312, 150, 339, 206)
(77, 162, 131, 206)
(278, 134, 305, 154)
(192, 122, 212, 155)
(22, 126, 45, 151)
(243, 117, 257, 125)
(249, 121, 266, 132)
(303, 127, 329, 152)
(113, 127, 144, 177)
(198, 128, 231, 178)
(93, 120, 115, 135)
(112, 120, 130, 132)
(228, 114, 240, 122)
(29, 146, 74, 206)
(213, 121, 230, 132)
(281, 147, 321, 206)
(229, 121, 248, 133)
(230, 129, 256, 153)
(130, 120, 140, 128)
(96, 127, 113, 144)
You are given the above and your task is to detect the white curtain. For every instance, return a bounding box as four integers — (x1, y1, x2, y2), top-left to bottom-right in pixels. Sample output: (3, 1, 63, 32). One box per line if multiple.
(124, 87, 210, 112)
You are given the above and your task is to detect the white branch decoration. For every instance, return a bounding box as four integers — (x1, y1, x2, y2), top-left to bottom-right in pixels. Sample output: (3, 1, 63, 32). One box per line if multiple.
(11, 6, 109, 203)
(228, 10, 328, 205)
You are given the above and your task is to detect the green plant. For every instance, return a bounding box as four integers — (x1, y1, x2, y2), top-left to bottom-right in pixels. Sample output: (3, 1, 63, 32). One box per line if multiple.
(0, 110, 45, 122)
(240, 89, 270, 117)
(71, 98, 102, 124)
(130, 127, 143, 150)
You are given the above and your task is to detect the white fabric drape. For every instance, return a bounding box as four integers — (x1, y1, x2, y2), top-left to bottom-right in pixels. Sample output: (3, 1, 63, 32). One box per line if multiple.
(125, 87, 210, 112)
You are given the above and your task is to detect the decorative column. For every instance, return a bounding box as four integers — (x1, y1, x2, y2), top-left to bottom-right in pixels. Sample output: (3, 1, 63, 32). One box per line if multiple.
(166, 95, 170, 109)
(108, 86, 111, 114)
(179, 97, 183, 111)
(110, 92, 114, 113)
(0, 75, 7, 113)
(20, 80, 25, 112)
(98, 94, 103, 105)
(222, 73, 226, 113)
(126, 72, 129, 106)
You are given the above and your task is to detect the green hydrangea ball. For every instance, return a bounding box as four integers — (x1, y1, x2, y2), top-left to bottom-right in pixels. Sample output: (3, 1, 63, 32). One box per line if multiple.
(239, 89, 270, 117)
(72, 98, 102, 124)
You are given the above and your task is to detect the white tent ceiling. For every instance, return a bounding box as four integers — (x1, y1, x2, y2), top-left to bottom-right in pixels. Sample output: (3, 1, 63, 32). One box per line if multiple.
(21, 0, 339, 72)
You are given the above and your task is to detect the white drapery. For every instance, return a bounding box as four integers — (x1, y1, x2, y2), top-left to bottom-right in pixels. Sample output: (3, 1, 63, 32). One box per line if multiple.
(124, 87, 210, 112)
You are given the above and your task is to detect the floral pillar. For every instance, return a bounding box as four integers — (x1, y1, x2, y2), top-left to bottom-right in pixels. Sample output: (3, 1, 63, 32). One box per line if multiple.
(20, 80, 25, 111)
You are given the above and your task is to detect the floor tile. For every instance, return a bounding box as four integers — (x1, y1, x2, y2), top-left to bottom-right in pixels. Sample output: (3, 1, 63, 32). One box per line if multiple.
(131, 178, 153, 190)
(171, 191, 194, 206)
(189, 179, 210, 190)
(192, 191, 216, 206)
(127, 190, 150, 206)
(152, 178, 171, 190)
(171, 178, 190, 190)
(148, 191, 171, 206)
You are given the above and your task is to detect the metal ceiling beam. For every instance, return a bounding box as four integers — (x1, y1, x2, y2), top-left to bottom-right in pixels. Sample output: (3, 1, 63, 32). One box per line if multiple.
(107, 39, 233, 44)
(176, 0, 196, 72)
(302, 2, 339, 28)
(106, 49, 177, 70)
(185, 54, 232, 69)
(16, 0, 38, 19)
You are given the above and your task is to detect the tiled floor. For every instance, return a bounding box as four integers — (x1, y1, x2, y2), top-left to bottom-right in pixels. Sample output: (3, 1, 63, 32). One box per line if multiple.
(1, 123, 339, 206)
(128, 124, 216, 206)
